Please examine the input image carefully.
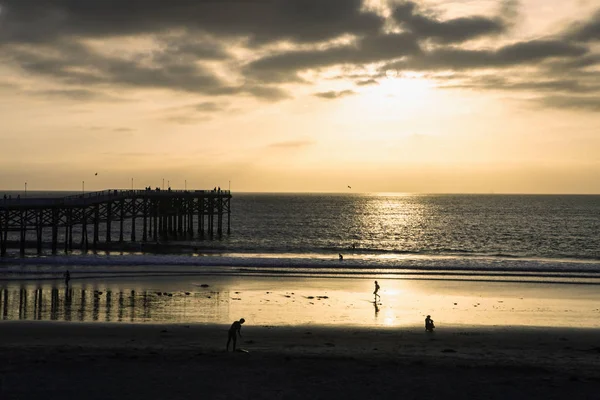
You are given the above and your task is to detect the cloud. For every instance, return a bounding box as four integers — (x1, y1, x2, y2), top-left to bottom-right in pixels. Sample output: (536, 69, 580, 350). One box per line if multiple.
(267, 140, 315, 149)
(356, 79, 379, 86)
(383, 39, 588, 71)
(245, 33, 420, 82)
(164, 115, 213, 125)
(565, 9, 600, 42)
(2, 39, 289, 101)
(391, 1, 507, 43)
(539, 95, 600, 111)
(32, 88, 123, 101)
(313, 90, 356, 99)
(0, 0, 598, 111)
(0, 0, 384, 45)
(192, 102, 227, 113)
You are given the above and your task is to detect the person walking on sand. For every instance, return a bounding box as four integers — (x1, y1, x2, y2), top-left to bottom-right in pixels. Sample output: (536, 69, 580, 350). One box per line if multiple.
(425, 315, 435, 332)
(226, 318, 245, 352)
(373, 280, 381, 301)
(64, 270, 71, 286)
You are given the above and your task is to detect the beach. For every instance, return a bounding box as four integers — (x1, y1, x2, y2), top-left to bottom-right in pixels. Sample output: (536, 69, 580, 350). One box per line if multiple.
(1, 274, 600, 399)
(1, 322, 600, 399)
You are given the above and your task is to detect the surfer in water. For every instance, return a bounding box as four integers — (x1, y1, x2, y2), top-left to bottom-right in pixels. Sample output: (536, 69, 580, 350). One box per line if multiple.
(226, 318, 245, 352)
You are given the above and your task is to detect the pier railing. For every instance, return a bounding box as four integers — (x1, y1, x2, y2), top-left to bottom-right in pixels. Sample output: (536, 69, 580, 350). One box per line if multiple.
(1, 189, 232, 208)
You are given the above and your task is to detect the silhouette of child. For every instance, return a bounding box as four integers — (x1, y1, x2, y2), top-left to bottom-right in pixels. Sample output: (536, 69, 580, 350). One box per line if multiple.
(227, 318, 245, 351)
(373, 281, 380, 300)
(425, 315, 435, 332)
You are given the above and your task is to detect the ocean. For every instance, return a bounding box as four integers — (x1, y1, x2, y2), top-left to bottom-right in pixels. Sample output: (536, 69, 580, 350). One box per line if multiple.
(1, 192, 600, 324)
(1, 192, 599, 282)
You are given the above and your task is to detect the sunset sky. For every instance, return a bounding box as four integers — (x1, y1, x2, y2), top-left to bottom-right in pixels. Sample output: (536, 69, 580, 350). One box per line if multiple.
(0, 0, 599, 193)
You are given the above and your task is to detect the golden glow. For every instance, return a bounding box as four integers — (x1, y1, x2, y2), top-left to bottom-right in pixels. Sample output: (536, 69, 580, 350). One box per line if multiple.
(0, 2, 599, 193)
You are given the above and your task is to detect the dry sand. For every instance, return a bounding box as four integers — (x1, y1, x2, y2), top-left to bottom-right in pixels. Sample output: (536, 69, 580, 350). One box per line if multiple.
(1, 321, 599, 399)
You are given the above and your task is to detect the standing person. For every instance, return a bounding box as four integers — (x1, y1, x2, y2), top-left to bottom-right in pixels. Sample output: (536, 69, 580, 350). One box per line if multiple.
(226, 318, 245, 352)
(425, 315, 435, 332)
(373, 280, 381, 301)
(64, 270, 71, 286)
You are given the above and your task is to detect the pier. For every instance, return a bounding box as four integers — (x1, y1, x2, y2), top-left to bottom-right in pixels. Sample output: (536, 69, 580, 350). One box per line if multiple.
(0, 189, 232, 256)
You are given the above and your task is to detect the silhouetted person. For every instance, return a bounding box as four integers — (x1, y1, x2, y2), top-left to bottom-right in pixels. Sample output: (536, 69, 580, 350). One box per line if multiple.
(425, 315, 435, 332)
(339, 253, 343, 261)
(227, 318, 245, 351)
(373, 281, 380, 300)
(374, 301, 379, 315)
(64, 270, 71, 286)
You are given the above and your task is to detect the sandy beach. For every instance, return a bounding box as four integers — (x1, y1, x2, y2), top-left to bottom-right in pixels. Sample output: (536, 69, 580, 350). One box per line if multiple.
(1, 274, 600, 399)
(1, 321, 600, 399)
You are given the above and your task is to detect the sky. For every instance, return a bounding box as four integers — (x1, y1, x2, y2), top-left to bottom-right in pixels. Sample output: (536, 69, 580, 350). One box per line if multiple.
(0, 0, 599, 194)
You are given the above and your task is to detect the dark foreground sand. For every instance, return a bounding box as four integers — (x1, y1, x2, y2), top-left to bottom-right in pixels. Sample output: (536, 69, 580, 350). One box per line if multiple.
(1, 321, 599, 399)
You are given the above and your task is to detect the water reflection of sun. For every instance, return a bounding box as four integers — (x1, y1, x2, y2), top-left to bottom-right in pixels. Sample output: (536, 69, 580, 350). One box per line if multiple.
(352, 193, 430, 253)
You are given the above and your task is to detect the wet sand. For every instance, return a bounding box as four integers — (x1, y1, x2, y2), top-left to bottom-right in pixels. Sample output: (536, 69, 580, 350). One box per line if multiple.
(1, 321, 600, 399)
(2, 275, 600, 327)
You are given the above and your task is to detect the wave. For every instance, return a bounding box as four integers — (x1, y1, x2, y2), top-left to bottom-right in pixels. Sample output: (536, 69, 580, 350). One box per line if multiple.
(1, 252, 599, 277)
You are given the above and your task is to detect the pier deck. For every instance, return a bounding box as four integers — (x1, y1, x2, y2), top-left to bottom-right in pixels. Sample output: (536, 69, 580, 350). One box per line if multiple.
(0, 189, 232, 256)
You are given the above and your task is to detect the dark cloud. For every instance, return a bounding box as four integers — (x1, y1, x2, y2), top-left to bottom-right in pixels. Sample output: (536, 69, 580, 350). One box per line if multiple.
(391, 1, 506, 43)
(192, 102, 226, 112)
(245, 33, 420, 81)
(539, 95, 600, 111)
(565, 9, 600, 42)
(356, 79, 379, 86)
(152, 35, 230, 62)
(441, 76, 600, 94)
(32, 88, 122, 101)
(2, 40, 288, 100)
(0, 0, 383, 45)
(383, 40, 588, 71)
(313, 90, 356, 99)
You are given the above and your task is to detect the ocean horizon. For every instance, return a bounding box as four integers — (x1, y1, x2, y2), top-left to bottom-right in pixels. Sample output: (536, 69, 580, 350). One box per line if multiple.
(1, 192, 598, 284)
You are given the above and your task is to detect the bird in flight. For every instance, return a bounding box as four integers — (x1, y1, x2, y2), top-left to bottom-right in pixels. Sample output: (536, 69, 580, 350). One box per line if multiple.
(95, 172, 98, 176)
(347, 185, 352, 189)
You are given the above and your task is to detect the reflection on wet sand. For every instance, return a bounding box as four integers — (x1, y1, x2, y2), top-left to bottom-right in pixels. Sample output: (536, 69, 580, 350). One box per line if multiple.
(0, 285, 230, 323)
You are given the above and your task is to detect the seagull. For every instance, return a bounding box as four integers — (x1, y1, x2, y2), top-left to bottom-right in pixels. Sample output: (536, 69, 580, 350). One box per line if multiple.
(95, 172, 98, 176)
(347, 185, 351, 189)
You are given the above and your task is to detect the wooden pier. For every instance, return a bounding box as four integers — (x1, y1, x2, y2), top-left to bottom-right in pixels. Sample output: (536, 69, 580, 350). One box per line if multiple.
(0, 189, 232, 256)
